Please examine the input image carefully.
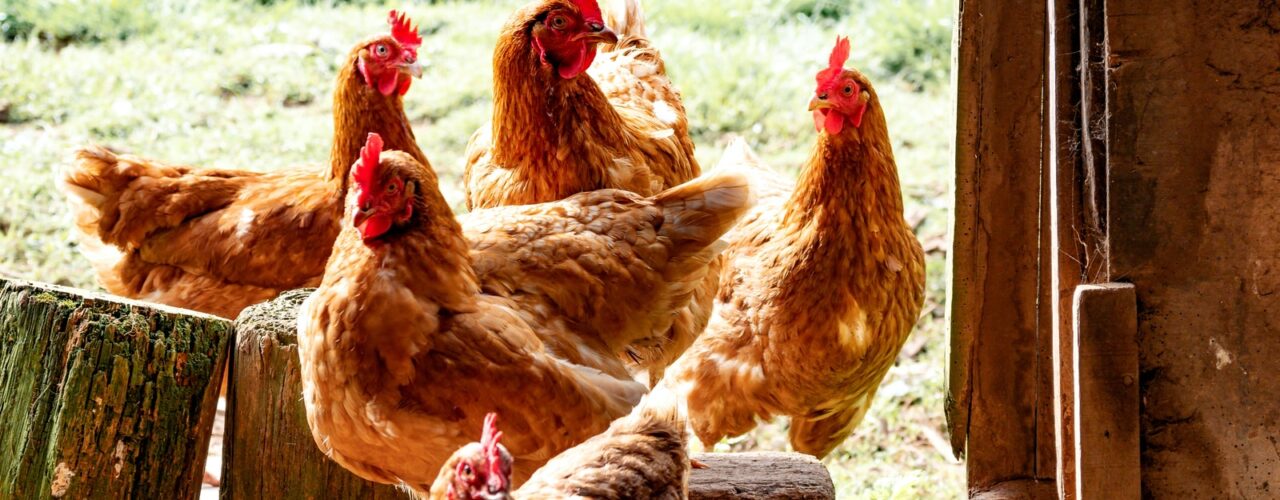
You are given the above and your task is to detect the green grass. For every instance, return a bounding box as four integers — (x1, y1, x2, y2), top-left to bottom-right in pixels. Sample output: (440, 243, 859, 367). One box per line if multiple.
(0, 0, 961, 497)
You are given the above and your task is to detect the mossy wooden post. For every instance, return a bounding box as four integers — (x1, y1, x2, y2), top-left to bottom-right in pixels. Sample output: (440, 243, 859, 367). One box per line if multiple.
(0, 278, 230, 499)
(222, 289, 403, 498)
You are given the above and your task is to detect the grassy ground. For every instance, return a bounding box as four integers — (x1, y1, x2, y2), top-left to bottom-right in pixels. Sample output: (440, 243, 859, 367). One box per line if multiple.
(0, 0, 961, 497)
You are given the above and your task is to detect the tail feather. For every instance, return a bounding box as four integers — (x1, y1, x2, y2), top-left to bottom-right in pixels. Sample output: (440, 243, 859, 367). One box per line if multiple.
(601, 0, 647, 42)
(653, 171, 753, 256)
(713, 137, 794, 202)
(626, 174, 749, 385)
(61, 146, 128, 241)
(716, 136, 764, 172)
(61, 146, 182, 248)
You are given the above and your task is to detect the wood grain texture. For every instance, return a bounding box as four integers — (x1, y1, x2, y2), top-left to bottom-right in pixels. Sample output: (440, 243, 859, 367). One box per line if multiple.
(1072, 284, 1139, 500)
(220, 289, 403, 499)
(1105, 1, 1280, 497)
(0, 278, 229, 499)
(688, 452, 834, 500)
(947, 0, 1048, 488)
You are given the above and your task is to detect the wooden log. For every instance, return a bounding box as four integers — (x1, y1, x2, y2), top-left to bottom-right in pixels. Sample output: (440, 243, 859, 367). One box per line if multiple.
(221, 289, 402, 499)
(1072, 284, 1139, 500)
(0, 278, 230, 499)
(689, 452, 834, 500)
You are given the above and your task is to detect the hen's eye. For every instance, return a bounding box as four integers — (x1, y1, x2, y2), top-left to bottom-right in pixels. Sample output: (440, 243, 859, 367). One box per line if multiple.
(462, 463, 472, 476)
(550, 15, 567, 29)
(387, 181, 399, 193)
(374, 44, 389, 57)
(843, 84, 855, 95)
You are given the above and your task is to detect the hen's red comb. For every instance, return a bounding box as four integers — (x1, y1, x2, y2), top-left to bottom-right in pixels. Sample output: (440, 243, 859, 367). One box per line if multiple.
(828, 36, 851, 72)
(355, 133, 383, 188)
(816, 35, 851, 84)
(481, 413, 507, 491)
(572, 0, 604, 23)
(388, 10, 422, 50)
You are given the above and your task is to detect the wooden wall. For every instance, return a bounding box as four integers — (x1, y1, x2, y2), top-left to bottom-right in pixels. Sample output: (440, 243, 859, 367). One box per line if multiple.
(1105, 1, 1280, 497)
(953, 0, 1280, 497)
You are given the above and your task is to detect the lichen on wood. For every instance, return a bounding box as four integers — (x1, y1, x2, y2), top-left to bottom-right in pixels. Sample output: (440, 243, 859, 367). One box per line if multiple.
(0, 278, 231, 499)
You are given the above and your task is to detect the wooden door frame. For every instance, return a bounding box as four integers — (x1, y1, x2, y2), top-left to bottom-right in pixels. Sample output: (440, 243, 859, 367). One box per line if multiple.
(947, 0, 1121, 497)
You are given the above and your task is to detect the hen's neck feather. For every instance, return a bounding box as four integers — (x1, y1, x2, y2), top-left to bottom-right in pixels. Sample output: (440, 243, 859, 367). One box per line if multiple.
(778, 103, 909, 288)
(328, 56, 428, 188)
(488, 22, 631, 199)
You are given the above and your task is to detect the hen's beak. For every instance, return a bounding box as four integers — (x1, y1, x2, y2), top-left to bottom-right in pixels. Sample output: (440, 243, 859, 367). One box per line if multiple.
(808, 95, 835, 112)
(399, 60, 425, 79)
(576, 23, 619, 45)
(352, 206, 378, 229)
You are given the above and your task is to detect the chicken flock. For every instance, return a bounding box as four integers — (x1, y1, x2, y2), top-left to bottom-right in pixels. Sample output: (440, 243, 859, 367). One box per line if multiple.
(59, 0, 926, 498)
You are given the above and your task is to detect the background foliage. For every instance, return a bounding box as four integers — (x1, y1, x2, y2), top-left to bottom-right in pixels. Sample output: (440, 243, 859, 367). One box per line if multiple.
(0, 0, 960, 497)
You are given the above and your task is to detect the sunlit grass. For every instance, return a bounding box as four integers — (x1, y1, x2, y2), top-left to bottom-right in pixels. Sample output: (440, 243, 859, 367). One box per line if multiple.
(0, 0, 961, 497)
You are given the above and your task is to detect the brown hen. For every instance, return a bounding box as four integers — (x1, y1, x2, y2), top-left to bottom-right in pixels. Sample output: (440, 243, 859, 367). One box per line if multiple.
(298, 133, 746, 493)
(664, 37, 927, 458)
(60, 12, 428, 319)
(464, 0, 712, 385)
(428, 388, 689, 500)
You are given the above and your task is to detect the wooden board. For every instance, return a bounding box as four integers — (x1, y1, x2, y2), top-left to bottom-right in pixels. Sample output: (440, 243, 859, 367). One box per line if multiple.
(947, 0, 1049, 489)
(0, 278, 230, 499)
(1072, 284, 1139, 500)
(221, 289, 403, 499)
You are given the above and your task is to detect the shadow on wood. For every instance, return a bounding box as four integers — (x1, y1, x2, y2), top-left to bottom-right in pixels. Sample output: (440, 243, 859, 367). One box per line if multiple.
(0, 278, 230, 499)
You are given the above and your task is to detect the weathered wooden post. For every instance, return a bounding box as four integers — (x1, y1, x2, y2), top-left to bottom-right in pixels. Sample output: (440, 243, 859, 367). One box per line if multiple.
(226, 291, 837, 499)
(0, 278, 230, 499)
(222, 289, 403, 498)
